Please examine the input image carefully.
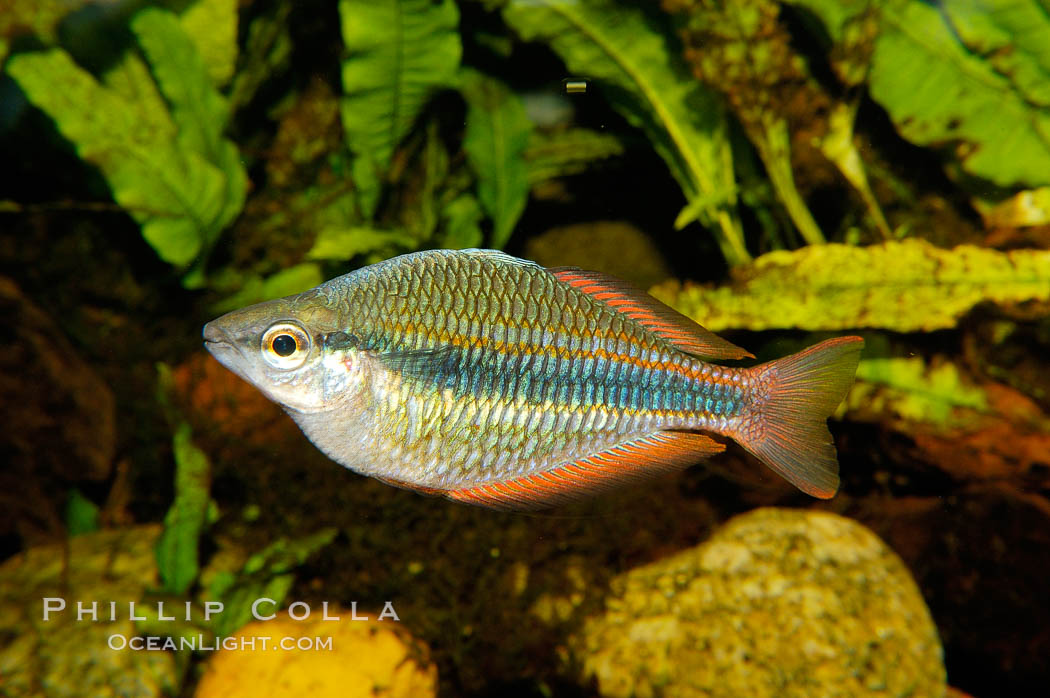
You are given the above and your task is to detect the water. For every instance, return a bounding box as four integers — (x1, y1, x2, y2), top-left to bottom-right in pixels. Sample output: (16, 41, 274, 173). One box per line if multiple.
(1, 1, 1047, 696)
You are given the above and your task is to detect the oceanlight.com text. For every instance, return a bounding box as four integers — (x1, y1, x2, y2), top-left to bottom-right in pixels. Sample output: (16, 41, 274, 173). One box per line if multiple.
(108, 634, 334, 652)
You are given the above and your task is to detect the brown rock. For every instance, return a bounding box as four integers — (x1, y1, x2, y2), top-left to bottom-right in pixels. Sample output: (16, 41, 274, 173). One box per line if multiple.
(0, 277, 115, 543)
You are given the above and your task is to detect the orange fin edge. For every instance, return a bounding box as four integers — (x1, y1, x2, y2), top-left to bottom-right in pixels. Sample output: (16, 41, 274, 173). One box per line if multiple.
(444, 431, 725, 510)
(549, 267, 753, 360)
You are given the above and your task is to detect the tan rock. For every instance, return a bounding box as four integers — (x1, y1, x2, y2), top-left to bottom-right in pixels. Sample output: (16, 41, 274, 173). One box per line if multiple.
(0, 525, 175, 697)
(194, 608, 437, 698)
(573, 508, 946, 698)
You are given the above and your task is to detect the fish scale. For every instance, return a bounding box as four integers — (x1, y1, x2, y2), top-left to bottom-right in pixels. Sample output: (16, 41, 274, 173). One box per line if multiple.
(204, 249, 864, 508)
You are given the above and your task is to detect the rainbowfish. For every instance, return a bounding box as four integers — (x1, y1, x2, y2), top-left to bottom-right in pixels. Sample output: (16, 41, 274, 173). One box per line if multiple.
(203, 249, 863, 509)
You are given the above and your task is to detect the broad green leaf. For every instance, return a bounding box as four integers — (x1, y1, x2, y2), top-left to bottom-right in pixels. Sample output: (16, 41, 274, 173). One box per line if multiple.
(649, 238, 1050, 332)
(101, 52, 177, 137)
(8, 49, 228, 267)
(941, 0, 1050, 108)
(180, 0, 239, 86)
(307, 226, 417, 261)
(852, 356, 988, 426)
(502, 0, 749, 264)
(845, 336, 988, 426)
(339, 0, 462, 218)
(156, 423, 212, 596)
(133, 8, 246, 236)
(789, 0, 1050, 189)
(525, 127, 624, 184)
(7, 9, 246, 276)
(460, 69, 532, 249)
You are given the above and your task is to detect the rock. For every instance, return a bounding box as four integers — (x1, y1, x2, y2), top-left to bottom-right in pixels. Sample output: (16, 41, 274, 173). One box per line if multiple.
(0, 277, 116, 543)
(523, 221, 673, 290)
(194, 608, 437, 698)
(572, 508, 946, 698)
(0, 525, 176, 697)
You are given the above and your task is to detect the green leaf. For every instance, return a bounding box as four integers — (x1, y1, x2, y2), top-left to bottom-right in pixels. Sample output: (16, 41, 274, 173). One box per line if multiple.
(941, 0, 1050, 108)
(789, 0, 1050, 188)
(339, 0, 462, 218)
(525, 127, 624, 183)
(101, 52, 178, 137)
(134, 9, 228, 158)
(0, 0, 87, 61)
(212, 263, 324, 313)
(211, 574, 295, 637)
(6, 10, 246, 275)
(179, 0, 239, 87)
(230, 3, 293, 110)
(847, 336, 988, 426)
(502, 0, 748, 264)
(669, 0, 826, 246)
(260, 263, 323, 299)
(407, 118, 451, 241)
(65, 489, 100, 537)
(156, 423, 212, 596)
(460, 69, 532, 249)
(854, 356, 988, 426)
(133, 8, 247, 237)
(439, 193, 484, 249)
(649, 238, 1050, 332)
(207, 528, 337, 636)
(306, 226, 417, 261)
(8, 50, 213, 266)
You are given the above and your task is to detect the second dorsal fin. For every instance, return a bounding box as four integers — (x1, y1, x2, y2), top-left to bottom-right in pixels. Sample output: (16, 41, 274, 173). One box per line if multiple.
(550, 267, 753, 360)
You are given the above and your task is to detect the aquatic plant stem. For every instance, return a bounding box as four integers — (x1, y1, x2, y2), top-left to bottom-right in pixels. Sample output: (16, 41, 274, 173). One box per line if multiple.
(753, 117, 826, 246)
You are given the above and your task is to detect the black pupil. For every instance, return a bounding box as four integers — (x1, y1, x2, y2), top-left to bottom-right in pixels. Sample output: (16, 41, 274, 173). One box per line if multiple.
(272, 334, 297, 357)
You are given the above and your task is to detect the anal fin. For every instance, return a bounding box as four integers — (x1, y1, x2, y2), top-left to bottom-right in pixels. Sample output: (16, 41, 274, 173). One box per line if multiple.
(445, 431, 725, 510)
(550, 267, 753, 360)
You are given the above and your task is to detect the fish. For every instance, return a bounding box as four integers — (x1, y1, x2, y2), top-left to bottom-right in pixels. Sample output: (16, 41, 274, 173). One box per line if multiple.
(203, 249, 864, 509)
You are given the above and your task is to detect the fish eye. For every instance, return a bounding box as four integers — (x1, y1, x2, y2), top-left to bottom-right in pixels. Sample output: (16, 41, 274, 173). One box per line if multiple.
(272, 334, 296, 357)
(261, 322, 311, 370)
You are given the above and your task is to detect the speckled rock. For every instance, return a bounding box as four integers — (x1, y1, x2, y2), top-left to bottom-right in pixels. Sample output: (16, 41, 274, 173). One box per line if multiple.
(194, 608, 437, 698)
(572, 508, 946, 698)
(0, 525, 176, 697)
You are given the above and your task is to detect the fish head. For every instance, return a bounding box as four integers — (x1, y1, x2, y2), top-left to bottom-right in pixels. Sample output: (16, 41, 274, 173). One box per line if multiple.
(202, 290, 365, 414)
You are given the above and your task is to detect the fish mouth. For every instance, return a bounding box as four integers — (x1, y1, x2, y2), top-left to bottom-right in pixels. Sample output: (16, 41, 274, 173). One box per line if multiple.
(202, 322, 240, 368)
(202, 321, 231, 347)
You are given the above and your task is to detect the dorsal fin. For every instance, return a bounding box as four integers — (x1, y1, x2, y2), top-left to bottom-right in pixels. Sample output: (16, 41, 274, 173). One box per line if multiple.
(550, 267, 753, 360)
(444, 431, 725, 510)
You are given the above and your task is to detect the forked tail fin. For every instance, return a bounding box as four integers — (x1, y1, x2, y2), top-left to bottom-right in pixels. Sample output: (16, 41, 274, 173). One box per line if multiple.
(733, 336, 864, 498)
